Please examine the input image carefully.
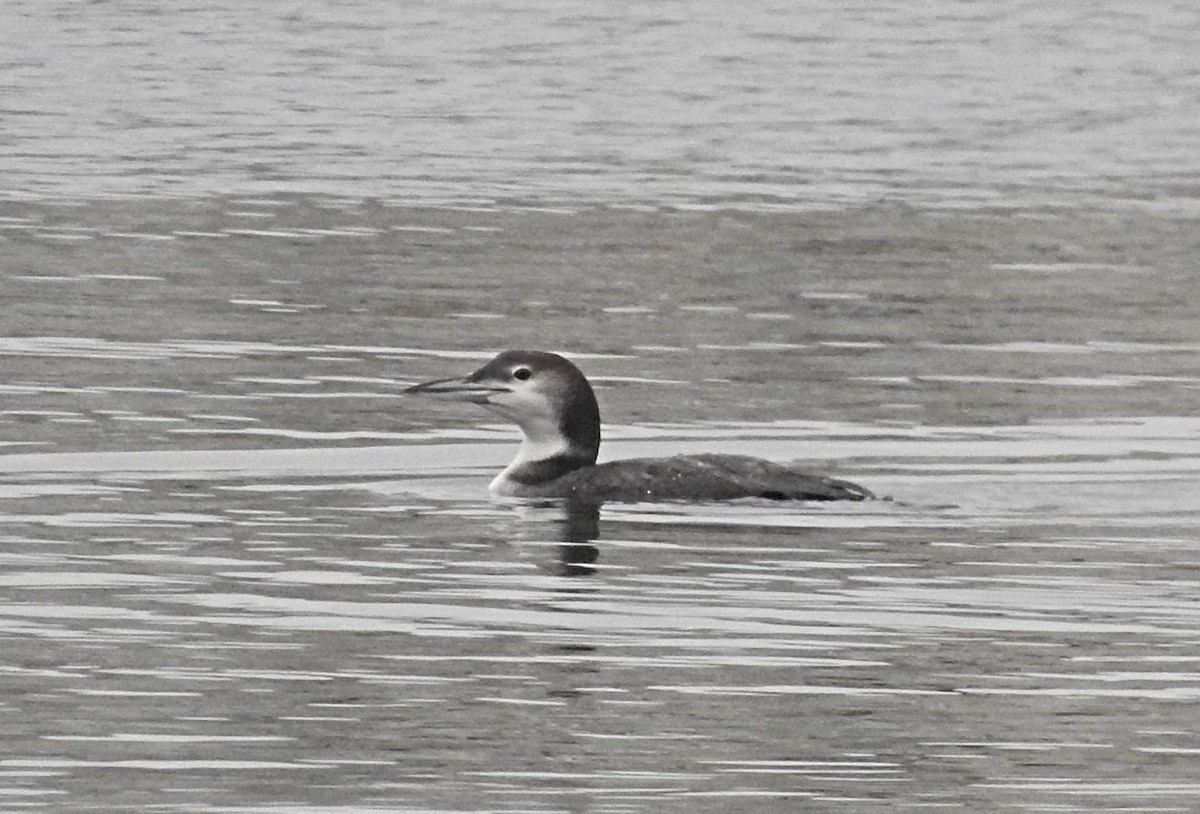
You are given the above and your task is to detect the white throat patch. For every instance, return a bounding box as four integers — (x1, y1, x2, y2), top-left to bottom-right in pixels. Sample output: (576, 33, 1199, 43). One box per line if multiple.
(484, 400, 572, 495)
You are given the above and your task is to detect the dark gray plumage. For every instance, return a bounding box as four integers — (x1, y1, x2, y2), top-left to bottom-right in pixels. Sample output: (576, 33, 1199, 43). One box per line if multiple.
(517, 453, 873, 502)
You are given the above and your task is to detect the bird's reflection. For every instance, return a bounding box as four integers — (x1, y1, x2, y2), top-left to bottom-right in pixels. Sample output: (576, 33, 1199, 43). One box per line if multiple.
(552, 500, 601, 577)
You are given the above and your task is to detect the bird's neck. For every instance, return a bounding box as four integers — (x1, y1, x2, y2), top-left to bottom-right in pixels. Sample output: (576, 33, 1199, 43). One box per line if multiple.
(484, 379, 602, 495)
(489, 421, 599, 495)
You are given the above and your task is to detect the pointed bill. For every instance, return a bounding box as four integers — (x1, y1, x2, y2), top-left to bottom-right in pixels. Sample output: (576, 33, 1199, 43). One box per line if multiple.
(404, 376, 508, 404)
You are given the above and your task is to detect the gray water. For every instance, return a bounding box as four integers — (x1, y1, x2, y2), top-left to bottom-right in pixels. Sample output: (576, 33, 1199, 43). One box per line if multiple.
(2, 411, 1199, 813)
(2, 199, 1198, 812)
(2, 2, 1200, 813)
(3, 0, 1200, 209)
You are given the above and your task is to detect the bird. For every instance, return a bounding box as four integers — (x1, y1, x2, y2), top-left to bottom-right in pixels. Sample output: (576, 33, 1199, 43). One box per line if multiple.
(405, 350, 873, 504)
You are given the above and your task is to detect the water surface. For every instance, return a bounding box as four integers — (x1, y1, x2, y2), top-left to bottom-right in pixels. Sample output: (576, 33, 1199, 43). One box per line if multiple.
(1, 414, 1198, 813)
(2, 199, 1199, 812)
(3, 0, 1199, 209)
(3, 2, 1200, 809)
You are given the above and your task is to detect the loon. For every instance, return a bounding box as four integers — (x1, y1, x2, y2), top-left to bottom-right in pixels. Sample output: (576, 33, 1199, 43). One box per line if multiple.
(405, 350, 873, 503)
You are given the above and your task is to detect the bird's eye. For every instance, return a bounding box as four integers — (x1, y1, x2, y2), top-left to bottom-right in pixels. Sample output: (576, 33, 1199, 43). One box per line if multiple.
(512, 367, 532, 381)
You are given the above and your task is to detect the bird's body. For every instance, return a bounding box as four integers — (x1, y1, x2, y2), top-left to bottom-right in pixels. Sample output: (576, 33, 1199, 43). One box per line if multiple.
(406, 350, 872, 504)
(501, 452, 871, 502)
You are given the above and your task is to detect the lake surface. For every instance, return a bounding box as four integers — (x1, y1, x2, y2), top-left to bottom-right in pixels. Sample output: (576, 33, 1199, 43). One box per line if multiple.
(2, 200, 1198, 813)
(3, 2, 1200, 812)
(3, 0, 1200, 210)
(1, 413, 1198, 813)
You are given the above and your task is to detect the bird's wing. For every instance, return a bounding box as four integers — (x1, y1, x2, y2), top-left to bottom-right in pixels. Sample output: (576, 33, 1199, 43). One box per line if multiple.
(554, 454, 872, 502)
